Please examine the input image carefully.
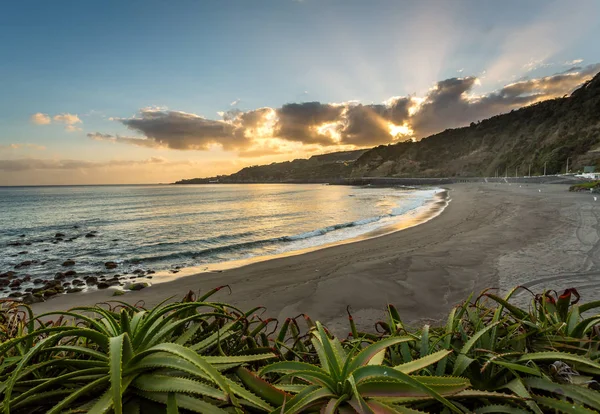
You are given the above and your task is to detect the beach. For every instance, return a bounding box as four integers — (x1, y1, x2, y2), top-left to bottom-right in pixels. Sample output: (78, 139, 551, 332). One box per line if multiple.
(31, 183, 600, 331)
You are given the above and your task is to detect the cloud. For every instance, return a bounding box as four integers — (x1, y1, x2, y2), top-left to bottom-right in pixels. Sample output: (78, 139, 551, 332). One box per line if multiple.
(275, 102, 345, 145)
(230, 98, 241, 106)
(0, 157, 178, 172)
(0, 143, 46, 151)
(565, 59, 584, 66)
(117, 108, 247, 150)
(31, 112, 83, 131)
(87, 132, 164, 148)
(90, 64, 600, 154)
(53, 113, 82, 125)
(30, 113, 51, 125)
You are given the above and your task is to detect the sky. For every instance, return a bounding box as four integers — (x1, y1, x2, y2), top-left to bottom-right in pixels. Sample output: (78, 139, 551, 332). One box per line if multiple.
(1, 0, 599, 185)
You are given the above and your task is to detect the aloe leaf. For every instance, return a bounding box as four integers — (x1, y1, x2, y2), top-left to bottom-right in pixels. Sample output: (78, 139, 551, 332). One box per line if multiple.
(484, 293, 528, 320)
(277, 385, 333, 414)
(347, 374, 373, 414)
(571, 316, 600, 338)
(348, 337, 414, 373)
(8, 367, 107, 407)
(524, 377, 600, 411)
(323, 395, 347, 414)
(142, 343, 236, 404)
(453, 321, 501, 376)
(505, 378, 543, 414)
(436, 307, 457, 376)
(189, 319, 239, 352)
(132, 374, 226, 400)
(174, 322, 201, 345)
(236, 367, 290, 407)
(225, 377, 274, 411)
(167, 393, 178, 414)
(474, 405, 530, 414)
(367, 400, 426, 413)
(395, 350, 452, 374)
(351, 365, 462, 413)
(205, 352, 277, 365)
(45, 377, 110, 414)
(314, 322, 342, 381)
(357, 377, 469, 398)
(579, 300, 600, 313)
(109, 334, 126, 414)
(534, 395, 597, 414)
(135, 390, 228, 413)
(517, 351, 600, 371)
(43, 345, 109, 361)
(489, 360, 542, 376)
(260, 360, 328, 376)
(274, 384, 308, 394)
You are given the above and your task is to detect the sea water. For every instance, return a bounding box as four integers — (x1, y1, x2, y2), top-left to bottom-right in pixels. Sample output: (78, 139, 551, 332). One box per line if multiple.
(0, 184, 439, 296)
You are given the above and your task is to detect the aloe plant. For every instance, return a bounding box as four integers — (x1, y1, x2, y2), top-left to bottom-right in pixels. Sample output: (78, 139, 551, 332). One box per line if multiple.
(0, 297, 277, 413)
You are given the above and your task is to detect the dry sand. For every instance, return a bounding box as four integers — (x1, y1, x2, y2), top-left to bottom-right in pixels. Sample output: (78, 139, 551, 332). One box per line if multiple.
(31, 183, 600, 331)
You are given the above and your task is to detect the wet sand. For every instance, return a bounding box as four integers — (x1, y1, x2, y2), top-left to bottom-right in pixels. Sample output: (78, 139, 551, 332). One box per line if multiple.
(31, 183, 600, 331)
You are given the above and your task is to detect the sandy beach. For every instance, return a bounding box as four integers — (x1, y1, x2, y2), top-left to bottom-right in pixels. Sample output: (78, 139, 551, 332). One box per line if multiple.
(31, 183, 600, 331)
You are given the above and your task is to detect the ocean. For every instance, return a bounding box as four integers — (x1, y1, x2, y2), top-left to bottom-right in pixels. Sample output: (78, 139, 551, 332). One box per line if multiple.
(0, 184, 441, 297)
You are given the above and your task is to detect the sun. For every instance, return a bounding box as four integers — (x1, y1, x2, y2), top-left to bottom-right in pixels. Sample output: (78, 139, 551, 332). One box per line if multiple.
(388, 122, 414, 138)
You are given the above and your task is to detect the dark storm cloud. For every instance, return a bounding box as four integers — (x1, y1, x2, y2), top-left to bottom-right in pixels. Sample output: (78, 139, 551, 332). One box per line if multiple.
(274, 102, 344, 145)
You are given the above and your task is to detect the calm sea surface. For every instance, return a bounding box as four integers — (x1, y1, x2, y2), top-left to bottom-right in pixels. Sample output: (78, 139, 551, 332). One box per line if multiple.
(0, 184, 439, 297)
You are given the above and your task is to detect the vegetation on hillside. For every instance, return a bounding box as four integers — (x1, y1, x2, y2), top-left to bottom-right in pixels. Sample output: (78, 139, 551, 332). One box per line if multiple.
(570, 181, 600, 192)
(1, 285, 599, 413)
(352, 72, 600, 178)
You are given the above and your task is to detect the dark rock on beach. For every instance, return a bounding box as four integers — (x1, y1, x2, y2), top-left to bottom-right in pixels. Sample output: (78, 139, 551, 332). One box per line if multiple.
(64, 270, 77, 277)
(127, 282, 149, 291)
(62, 259, 75, 267)
(104, 261, 118, 269)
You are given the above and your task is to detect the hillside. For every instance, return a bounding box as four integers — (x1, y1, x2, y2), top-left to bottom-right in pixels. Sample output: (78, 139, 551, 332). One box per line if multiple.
(352, 71, 600, 177)
(175, 71, 600, 183)
(174, 149, 366, 184)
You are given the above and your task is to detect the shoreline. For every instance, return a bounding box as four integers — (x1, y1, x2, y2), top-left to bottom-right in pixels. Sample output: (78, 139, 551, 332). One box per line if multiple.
(147, 188, 450, 285)
(31, 183, 600, 332)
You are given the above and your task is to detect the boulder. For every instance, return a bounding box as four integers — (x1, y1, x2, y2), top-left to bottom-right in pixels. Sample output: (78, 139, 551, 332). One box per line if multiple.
(84, 276, 98, 285)
(66, 287, 83, 294)
(18, 251, 28, 255)
(54, 272, 66, 280)
(85, 233, 96, 238)
(55, 233, 65, 238)
(43, 289, 58, 297)
(0, 271, 16, 278)
(64, 270, 77, 277)
(14, 260, 32, 269)
(97, 282, 109, 289)
(33, 278, 44, 284)
(62, 259, 75, 267)
(22, 293, 44, 304)
(104, 261, 118, 269)
(9, 280, 21, 287)
(22, 275, 31, 282)
(112, 290, 125, 296)
(127, 282, 150, 291)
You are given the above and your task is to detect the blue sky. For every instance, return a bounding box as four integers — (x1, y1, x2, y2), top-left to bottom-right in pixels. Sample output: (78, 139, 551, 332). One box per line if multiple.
(1, 0, 599, 184)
